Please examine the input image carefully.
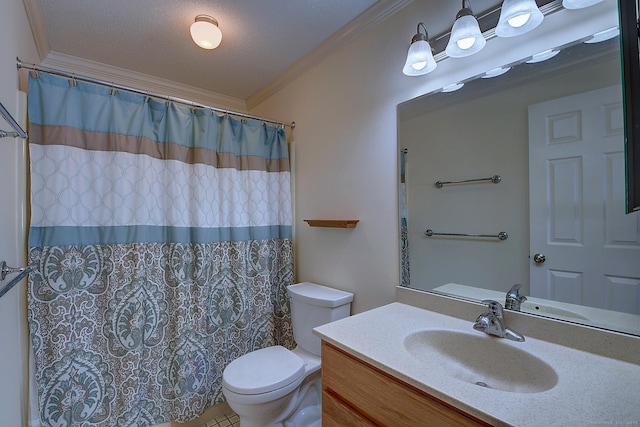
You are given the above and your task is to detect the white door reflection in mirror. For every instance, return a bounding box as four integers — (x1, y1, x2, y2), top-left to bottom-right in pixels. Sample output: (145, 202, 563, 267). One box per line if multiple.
(528, 86, 640, 314)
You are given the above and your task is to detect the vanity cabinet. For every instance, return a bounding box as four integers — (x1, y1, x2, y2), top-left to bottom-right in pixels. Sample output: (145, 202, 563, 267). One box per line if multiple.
(321, 341, 490, 427)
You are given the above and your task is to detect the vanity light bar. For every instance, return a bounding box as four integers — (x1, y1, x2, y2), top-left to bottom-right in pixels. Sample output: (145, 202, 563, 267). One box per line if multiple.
(430, 0, 563, 62)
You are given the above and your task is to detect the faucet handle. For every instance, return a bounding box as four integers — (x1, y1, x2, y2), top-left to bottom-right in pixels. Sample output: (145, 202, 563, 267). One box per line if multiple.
(507, 283, 522, 294)
(505, 284, 527, 310)
(507, 283, 526, 300)
(480, 300, 504, 318)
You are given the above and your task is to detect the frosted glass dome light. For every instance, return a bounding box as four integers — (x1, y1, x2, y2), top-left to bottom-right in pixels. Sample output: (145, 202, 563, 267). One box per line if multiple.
(190, 15, 222, 50)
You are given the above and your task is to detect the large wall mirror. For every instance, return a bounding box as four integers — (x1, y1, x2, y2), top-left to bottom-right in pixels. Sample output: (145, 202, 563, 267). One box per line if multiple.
(398, 0, 640, 336)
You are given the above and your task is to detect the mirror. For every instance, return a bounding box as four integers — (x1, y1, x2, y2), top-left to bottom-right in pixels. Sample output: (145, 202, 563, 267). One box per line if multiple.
(619, 0, 640, 213)
(398, 2, 640, 336)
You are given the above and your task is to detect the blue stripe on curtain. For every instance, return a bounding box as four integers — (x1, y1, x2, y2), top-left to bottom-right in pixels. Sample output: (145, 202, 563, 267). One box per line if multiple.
(27, 73, 294, 426)
(29, 225, 293, 246)
(27, 73, 289, 160)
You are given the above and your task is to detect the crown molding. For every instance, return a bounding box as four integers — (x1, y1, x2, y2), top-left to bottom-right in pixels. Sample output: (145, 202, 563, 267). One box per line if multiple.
(22, 0, 411, 110)
(245, 0, 413, 109)
(22, 0, 50, 61)
(40, 51, 248, 111)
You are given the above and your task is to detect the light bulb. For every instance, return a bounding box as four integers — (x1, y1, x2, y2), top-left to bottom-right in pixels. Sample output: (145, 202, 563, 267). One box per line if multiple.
(412, 61, 427, 71)
(457, 37, 476, 50)
(508, 13, 530, 28)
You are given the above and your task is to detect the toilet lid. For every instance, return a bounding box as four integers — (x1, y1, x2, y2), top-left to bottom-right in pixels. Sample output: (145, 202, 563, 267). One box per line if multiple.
(223, 346, 305, 395)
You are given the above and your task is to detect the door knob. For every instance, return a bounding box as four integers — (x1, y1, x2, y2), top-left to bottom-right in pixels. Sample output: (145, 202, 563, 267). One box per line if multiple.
(533, 253, 546, 264)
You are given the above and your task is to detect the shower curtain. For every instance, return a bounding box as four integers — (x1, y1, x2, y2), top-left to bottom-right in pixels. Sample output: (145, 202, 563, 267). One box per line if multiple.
(26, 72, 294, 426)
(400, 149, 410, 287)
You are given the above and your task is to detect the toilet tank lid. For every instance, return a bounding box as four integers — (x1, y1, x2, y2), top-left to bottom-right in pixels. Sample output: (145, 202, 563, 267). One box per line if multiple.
(288, 282, 354, 307)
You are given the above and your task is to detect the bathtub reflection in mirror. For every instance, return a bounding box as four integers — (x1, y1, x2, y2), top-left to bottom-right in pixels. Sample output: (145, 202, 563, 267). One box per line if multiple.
(398, 19, 640, 336)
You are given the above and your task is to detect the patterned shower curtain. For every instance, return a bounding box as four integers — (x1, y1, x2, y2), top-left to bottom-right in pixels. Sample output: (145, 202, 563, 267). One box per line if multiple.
(400, 149, 410, 287)
(26, 72, 294, 426)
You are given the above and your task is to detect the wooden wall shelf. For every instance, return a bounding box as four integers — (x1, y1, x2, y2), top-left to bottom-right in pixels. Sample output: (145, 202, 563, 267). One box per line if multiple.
(304, 220, 359, 228)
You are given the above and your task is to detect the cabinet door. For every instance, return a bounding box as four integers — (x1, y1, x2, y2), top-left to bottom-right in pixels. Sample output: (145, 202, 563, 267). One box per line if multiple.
(321, 341, 490, 427)
(322, 390, 377, 426)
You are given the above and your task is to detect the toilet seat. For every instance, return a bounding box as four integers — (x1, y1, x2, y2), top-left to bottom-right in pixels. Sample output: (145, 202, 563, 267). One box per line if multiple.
(222, 346, 304, 395)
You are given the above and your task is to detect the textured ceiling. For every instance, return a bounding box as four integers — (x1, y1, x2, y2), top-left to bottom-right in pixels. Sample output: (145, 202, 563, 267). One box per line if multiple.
(32, 0, 503, 105)
(37, 0, 383, 102)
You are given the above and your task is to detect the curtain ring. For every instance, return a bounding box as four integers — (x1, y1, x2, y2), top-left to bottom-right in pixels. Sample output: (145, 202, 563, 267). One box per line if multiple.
(29, 70, 39, 79)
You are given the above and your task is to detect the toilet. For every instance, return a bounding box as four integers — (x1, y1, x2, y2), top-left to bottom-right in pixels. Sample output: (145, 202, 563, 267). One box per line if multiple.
(221, 282, 354, 427)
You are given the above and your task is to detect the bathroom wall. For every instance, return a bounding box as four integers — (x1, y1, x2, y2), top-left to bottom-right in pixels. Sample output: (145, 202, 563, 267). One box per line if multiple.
(0, 0, 39, 425)
(250, 1, 618, 314)
(0, 0, 620, 425)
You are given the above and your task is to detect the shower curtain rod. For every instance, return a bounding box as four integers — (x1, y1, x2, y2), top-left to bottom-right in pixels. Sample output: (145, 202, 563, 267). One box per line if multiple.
(16, 59, 296, 129)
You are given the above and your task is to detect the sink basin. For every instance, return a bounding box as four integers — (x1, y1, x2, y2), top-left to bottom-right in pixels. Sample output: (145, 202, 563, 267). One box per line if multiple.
(521, 302, 589, 321)
(404, 330, 558, 393)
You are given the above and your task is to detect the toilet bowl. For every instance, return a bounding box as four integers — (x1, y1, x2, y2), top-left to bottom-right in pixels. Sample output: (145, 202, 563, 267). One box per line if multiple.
(221, 282, 353, 427)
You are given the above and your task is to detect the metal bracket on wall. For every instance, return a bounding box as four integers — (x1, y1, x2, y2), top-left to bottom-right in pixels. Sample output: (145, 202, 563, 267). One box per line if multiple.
(0, 102, 27, 139)
(0, 261, 33, 299)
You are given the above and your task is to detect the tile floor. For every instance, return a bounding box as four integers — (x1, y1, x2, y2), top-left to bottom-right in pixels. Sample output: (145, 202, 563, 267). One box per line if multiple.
(200, 411, 240, 427)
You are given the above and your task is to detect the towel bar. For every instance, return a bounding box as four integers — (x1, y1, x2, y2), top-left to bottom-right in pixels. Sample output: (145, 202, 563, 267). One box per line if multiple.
(434, 175, 501, 188)
(425, 229, 508, 240)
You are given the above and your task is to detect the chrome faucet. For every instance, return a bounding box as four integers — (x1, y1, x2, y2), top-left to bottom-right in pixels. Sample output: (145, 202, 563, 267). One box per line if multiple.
(473, 300, 525, 342)
(505, 283, 527, 311)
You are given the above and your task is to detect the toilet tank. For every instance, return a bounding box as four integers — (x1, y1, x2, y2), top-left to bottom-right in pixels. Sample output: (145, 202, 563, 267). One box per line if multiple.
(287, 282, 353, 356)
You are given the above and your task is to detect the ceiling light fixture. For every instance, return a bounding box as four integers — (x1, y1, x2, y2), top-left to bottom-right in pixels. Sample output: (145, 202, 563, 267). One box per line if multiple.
(402, 22, 437, 76)
(562, 0, 604, 9)
(190, 15, 222, 50)
(495, 0, 544, 38)
(445, 0, 486, 58)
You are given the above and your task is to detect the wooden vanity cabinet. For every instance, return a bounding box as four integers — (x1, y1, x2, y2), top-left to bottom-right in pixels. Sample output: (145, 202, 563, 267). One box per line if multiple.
(321, 341, 491, 427)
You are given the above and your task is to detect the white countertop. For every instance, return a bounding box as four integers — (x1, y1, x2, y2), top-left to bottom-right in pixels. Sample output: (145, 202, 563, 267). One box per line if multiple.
(314, 302, 640, 426)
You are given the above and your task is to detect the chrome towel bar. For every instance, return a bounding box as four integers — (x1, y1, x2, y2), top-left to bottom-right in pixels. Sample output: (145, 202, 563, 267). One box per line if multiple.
(434, 175, 501, 188)
(425, 229, 508, 240)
